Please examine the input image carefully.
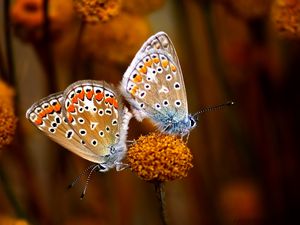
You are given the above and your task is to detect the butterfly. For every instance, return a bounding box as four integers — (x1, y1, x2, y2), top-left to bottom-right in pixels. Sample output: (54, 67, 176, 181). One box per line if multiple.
(120, 31, 197, 136)
(26, 80, 132, 172)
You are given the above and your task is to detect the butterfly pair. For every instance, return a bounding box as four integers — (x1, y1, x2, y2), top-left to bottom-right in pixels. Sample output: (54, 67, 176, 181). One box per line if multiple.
(26, 32, 197, 172)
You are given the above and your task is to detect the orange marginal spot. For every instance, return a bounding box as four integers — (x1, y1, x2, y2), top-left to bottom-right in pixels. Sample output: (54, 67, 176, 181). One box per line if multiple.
(67, 104, 75, 113)
(38, 110, 46, 118)
(67, 114, 74, 123)
(72, 95, 79, 104)
(34, 117, 43, 125)
(53, 103, 61, 112)
(145, 59, 153, 67)
(133, 74, 142, 83)
(47, 106, 54, 114)
(95, 92, 104, 101)
(105, 97, 114, 105)
(78, 91, 84, 100)
(86, 90, 94, 100)
(138, 66, 147, 74)
(161, 59, 169, 68)
(153, 58, 160, 64)
(130, 86, 139, 96)
(170, 63, 177, 72)
(113, 99, 118, 109)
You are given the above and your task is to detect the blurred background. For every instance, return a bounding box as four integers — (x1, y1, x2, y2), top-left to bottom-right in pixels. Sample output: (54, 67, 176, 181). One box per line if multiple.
(1, 0, 300, 224)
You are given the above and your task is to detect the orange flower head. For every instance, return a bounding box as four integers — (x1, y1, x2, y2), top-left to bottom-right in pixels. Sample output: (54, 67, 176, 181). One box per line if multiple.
(271, 0, 300, 38)
(127, 132, 193, 182)
(73, 0, 121, 23)
(0, 80, 17, 149)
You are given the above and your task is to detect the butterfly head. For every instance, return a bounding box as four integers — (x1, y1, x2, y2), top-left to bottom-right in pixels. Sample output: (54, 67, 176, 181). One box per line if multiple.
(162, 114, 197, 136)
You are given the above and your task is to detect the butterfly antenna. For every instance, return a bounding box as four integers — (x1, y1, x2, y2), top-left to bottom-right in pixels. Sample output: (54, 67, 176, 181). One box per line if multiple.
(80, 164, 100, 200)
(194, 101, 235, 120)
(67, 164, 96, 189)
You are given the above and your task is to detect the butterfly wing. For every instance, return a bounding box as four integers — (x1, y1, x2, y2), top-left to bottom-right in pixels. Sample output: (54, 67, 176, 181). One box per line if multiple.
(62, 80, 129, 161)
(26, 92, 105, 164)
(121, 32, 188, 130)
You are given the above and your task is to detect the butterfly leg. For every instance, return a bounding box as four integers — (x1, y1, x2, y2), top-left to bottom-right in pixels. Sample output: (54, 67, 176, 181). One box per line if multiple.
(182, 132, 190, 144)
(115, 162, 130, 171)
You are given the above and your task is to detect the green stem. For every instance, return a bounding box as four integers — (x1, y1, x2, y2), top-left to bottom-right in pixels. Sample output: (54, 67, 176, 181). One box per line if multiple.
(154, 181, 168, 225)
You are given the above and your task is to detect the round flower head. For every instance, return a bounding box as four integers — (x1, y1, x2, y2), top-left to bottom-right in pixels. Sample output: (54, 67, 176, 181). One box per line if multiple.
(0, 80, 17, 148)
(127, 132, 193, 182)
(10, 0, 74, 42)
(271, 0, 300, 38)
(73, 0, 121, 23)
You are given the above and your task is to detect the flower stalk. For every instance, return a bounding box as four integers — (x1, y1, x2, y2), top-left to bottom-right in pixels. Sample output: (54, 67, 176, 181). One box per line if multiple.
(154, 181, 168, 225)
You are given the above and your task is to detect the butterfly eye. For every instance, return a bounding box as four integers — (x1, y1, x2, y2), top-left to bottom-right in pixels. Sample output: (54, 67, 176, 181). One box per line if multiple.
(190, 118, 196, 128)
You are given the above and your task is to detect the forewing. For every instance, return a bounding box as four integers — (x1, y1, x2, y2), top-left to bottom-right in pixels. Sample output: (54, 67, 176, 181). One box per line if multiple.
(63, 80, 123, 157)
(121, 32, 188, 126)
(134, 31, 187, 105)
(26, 92, 105, 164)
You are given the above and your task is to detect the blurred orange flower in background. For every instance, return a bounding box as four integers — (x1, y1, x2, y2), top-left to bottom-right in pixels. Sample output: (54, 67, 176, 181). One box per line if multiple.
(73, 0, 121, 23)
(271, 0, 300, 38)
(10, 0, 74, 42)
(0, 215, 30, 225)
(0, 80, 17, 149)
